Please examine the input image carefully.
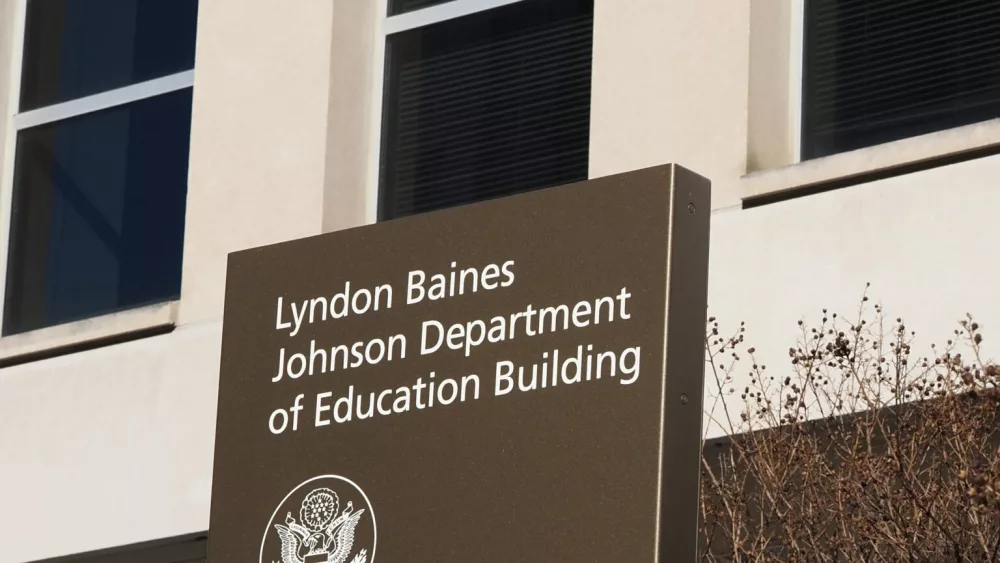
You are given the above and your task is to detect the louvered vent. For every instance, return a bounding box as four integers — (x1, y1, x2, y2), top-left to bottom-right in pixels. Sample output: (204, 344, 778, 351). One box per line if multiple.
(802, 0, 1000, 159)
(378, 0, 594, 220)
(388, 0, 451, 15)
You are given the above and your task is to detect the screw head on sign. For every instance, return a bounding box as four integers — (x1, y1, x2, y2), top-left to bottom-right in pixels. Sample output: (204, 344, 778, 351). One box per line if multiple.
(687, 203, 696, 215)
(680, 394, 689, 404)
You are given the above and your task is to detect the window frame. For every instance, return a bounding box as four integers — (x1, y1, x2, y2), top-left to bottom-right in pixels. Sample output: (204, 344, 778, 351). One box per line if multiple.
(789, 0, 1000, 165)
(741, 0, 1000, 204)
(364, 0, 530, 224)
(0, 0, 194, 358)
(790, 0, 805, 164)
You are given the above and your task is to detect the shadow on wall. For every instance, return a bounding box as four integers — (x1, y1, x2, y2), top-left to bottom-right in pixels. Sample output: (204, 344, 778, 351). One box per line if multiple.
(23, 532, 207, 563)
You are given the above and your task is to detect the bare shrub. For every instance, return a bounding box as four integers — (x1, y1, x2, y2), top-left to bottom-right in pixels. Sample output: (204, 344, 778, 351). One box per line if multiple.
(700, 286, 1000, 562)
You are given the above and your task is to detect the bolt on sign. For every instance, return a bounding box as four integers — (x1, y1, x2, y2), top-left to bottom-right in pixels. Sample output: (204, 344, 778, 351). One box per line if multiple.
(208, 163, 711, 563)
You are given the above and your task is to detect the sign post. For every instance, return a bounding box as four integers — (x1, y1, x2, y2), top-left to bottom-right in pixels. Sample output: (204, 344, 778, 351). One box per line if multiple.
(208, 163, 711, 563)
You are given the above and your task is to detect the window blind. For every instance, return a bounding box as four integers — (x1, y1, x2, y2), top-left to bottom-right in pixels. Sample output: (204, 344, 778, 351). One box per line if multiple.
(378, 0, 594, 220)
(802, 0, 1000, 159)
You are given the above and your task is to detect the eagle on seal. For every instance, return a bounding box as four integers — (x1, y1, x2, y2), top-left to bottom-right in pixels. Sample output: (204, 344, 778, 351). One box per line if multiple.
(274, 500, 367, 563)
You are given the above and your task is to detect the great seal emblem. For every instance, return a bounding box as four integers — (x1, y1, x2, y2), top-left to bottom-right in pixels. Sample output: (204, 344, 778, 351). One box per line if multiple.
(260, 475, 376, 563)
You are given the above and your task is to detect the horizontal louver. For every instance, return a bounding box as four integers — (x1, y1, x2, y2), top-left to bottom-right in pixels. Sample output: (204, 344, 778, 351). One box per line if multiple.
(802, 0, 1000, 159)
(379, 0, 593, 220)
(388, 0, 452, 16)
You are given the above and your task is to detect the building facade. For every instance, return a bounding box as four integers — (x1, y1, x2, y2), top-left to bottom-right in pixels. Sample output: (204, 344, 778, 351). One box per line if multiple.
(2, 0, 999, 561)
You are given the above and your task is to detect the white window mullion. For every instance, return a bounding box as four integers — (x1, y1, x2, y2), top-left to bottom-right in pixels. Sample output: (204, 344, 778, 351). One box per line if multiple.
(0, 0, 29, 338)
(789, 0, 805, 163)
(383, 0, 526, 35)
(14, 69, 195, 130)
(366, 0, 391, 223)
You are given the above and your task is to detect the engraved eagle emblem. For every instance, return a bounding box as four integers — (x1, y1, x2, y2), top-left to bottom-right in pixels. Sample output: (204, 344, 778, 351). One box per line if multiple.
(272, 488, 368, 563)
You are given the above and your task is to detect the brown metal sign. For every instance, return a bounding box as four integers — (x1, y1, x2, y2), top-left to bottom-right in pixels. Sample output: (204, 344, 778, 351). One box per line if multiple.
(208, 163, 711, 563)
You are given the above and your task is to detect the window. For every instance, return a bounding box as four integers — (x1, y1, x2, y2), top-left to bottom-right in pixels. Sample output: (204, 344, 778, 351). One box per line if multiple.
(3, 0, 198, 336)
(377, 0, 594, 220)
(801, 0, 1000, 160)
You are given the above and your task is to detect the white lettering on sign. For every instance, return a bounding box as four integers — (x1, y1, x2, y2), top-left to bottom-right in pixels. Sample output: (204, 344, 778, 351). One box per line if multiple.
(494, 345, 641, 396)
(275, 281, 393, 337)
(418, 289, 632, 359)
(263, 257, 647, 435)
(406, 260, 515, 305)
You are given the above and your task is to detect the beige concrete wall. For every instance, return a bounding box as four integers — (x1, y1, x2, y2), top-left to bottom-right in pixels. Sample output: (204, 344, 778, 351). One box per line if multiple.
(703, 154, 1000, 438)
(589, 0, 751, 210)
(0, 322, 222, 562)
(323, 0, 379, 233)
(747, 0, 796, 171)
(179, 0, 336, 325)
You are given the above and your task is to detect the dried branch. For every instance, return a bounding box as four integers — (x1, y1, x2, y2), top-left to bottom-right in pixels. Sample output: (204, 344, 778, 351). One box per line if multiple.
(701, 288, 1000, 562)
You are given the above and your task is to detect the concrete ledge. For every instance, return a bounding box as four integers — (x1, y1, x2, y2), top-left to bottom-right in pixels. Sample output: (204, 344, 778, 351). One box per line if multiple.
(741, 119, 1000, 201)
(0, 301, 178, 364)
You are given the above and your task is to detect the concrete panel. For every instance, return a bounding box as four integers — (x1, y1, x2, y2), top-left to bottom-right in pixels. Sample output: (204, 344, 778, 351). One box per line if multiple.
(0, 322, 222, 563)
(747, 0, 795, 171)
(180, 0, 335, 325)
(588, 0, 751, 209)
(704, 154, 1000, 438)
(323, 0, 379, 233)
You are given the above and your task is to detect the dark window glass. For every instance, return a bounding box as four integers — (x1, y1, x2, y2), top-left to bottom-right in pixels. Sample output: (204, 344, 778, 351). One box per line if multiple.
(19, 0, 199, 111)
(379, 0, 594, 220)
(3, 89, 193, 335)
(802, 0, 1000, 159)
(388, 0, 453, 16)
